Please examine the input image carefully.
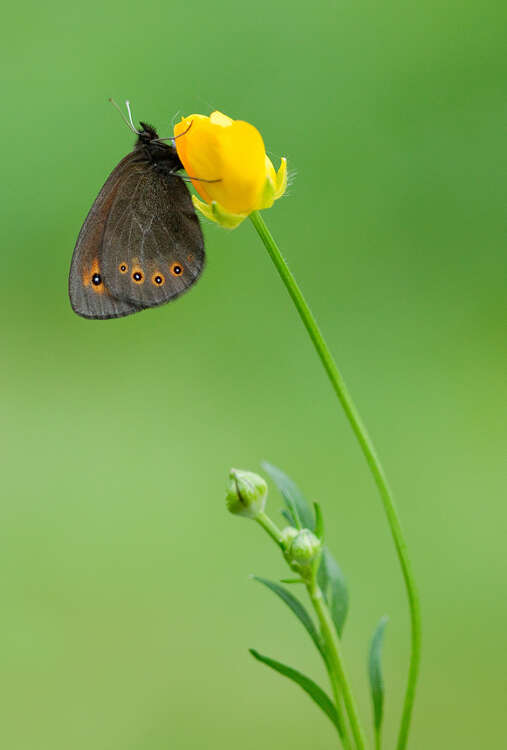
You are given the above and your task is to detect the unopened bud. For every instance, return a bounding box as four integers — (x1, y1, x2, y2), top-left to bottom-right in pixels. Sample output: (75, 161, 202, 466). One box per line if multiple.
(280, 526, 299, 551)
(226, 468, 267, 519)
(287, 529, 322, 579)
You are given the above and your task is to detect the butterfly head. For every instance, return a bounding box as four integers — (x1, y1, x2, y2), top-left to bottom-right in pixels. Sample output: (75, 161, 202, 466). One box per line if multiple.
(138, 122, 159, 143)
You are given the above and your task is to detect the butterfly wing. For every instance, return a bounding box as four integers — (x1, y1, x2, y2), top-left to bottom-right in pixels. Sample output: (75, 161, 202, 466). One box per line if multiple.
(100, 163, 205, 309)
(69, 153, 146, 319)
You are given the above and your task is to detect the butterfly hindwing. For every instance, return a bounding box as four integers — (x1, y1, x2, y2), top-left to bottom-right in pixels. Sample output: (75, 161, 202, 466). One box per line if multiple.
(100, 163, 205, 308)
(69, 153, 146, 319)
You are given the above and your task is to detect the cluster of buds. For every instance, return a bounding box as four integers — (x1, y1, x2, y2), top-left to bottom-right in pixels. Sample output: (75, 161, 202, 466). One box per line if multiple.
(226, 468, 321, 582)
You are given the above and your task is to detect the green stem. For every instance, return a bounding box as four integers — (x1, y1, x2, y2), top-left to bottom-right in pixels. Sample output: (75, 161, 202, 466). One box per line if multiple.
(255, 514, 352, 749)
(331, 684, 354, 750)
(250, 211, 421, 750)
(256, 511, 284, 548)
(309, 581, 367, 750)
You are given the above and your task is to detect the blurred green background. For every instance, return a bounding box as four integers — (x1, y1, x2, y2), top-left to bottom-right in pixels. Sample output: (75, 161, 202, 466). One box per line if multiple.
(1, 0, 505, 747)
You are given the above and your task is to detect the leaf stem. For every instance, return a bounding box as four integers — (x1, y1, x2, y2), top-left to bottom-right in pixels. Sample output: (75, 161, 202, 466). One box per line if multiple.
(309, 581, 367, 750)
(249, 210, 421, 750)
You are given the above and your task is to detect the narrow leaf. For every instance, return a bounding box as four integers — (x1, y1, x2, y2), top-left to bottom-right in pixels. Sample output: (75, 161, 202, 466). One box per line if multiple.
(279, 578, 305, 584)
(249, 649, 341, 734)
(281, 508, 296, 526)
(317, 549, 328, 598)
(262, 462, 314, 530)
(253, 576, 325, 658)
(284, 494, 303, 530)
(319, 548, 349, 636)
(368, 615, 389, 734)
(314, 501, 324, 540)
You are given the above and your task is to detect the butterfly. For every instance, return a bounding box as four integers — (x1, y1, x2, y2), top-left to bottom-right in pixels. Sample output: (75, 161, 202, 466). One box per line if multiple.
(69, 102, 205, 319)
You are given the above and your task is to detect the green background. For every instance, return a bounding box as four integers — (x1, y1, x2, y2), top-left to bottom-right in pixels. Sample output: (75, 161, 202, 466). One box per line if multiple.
(1, 0, 505, 747)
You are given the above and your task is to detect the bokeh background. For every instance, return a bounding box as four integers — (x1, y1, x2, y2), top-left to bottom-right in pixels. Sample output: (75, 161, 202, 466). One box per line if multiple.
(1, 1, 505, 748)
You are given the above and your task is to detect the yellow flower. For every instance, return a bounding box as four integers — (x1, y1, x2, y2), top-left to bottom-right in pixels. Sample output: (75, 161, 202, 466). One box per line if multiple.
(174, 111, 287, 228)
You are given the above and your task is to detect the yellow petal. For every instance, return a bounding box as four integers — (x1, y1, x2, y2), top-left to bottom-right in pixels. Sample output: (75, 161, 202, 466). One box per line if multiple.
(174, 112, 289, 220)
(175, 114, 269, 214)
(209, 111, 234, 127)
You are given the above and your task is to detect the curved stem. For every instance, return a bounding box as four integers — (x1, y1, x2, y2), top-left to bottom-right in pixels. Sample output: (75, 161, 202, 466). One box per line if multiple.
(250, 211, 421, 750)
(309, 581, 367, 750)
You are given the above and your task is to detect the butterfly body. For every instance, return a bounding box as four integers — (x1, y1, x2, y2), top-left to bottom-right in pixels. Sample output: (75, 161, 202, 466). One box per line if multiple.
(69, 122, 205, 319)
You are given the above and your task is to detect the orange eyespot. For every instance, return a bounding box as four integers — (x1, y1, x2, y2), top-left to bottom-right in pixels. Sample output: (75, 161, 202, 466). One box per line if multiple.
(131, 266, 144, 284)
(170, 262, 184, 277)
(152, 272, 165, 286)
(187, 253, 194, 263)
(82, 258, 105, 295)
(119, 262, 128, 274)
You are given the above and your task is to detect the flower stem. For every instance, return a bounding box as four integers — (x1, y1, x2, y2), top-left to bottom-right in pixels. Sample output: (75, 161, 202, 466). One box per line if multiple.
(256, 511, 284, 548)
(255, 515, 352, 749)
(249, 210, 421, 750)
(308, 581, 367, 750)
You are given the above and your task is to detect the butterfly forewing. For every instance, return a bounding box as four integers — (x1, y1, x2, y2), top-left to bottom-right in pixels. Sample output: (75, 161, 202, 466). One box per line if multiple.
(100, 163, 205, 309)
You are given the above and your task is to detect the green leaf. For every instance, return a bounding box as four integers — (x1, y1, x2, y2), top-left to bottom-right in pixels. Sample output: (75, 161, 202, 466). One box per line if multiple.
(279, 578, 305, 584)
(253, 576, 325, 658)
(318, 548, 349, 636)
(317, 548, 328, 596)
(313, 501, 324, 540)
(368, 615, 389, 734)
(281, 508, 296, 526)
(262, 461, 315, 530)
(249, 649, 341, 734)
(283, 494, 303, 530)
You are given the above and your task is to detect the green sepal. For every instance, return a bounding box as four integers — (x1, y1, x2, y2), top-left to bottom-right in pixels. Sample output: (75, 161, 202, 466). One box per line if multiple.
(249, 649, 342, 736)
(259, 175, 276, 209)
(192, 196, 247, 229)
(273, 157, 288, 199)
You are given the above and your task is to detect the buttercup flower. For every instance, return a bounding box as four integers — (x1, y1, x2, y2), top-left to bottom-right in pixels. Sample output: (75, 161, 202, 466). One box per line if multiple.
(174, 111, 287, 228)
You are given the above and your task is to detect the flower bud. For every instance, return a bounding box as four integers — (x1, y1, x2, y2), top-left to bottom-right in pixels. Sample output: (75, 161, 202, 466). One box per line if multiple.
(280, 526, 299, 551)
(174, 111, 287, 228)
(286, 529, 322, 579)
(226, 468, 267, 519)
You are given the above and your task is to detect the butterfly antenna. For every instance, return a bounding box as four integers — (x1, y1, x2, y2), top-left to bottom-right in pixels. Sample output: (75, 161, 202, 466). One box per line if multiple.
(108, 98, 141, 134)
(125, 100, 140, 133)
(153, 120, 193, 143)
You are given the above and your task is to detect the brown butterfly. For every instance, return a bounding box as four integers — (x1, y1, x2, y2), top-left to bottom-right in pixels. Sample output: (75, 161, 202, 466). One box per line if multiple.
(69, 102, 205, 319)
